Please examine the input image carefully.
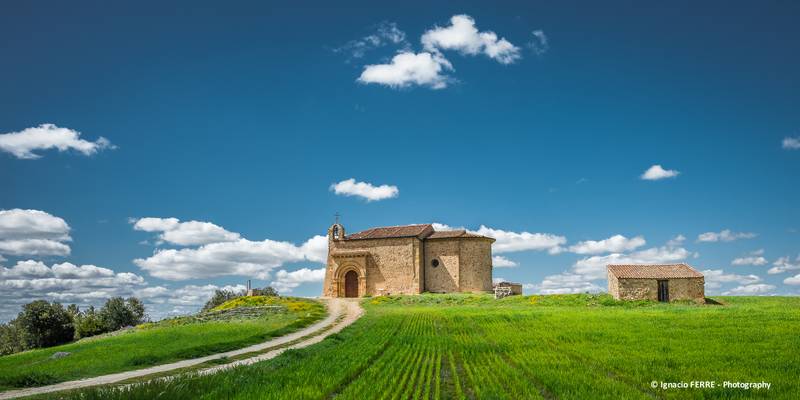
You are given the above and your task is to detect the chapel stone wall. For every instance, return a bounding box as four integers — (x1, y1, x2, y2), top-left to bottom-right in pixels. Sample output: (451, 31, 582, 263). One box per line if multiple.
(458, 239, 493, 292)
(424, 239, 461, 293)
(328, 236, 423, 296)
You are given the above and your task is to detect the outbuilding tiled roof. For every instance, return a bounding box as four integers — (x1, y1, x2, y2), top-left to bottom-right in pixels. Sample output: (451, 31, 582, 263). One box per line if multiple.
(346, 224, 434, 240)
(607, 263, 704, 279)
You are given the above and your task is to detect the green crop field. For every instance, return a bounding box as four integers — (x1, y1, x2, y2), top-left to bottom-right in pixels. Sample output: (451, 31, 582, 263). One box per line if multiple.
(21, 294, 800, 400)
(0, 297, 325, 392)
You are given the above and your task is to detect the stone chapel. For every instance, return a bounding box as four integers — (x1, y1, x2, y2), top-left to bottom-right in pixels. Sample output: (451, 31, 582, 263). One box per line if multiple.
(322, 223, 495, 298)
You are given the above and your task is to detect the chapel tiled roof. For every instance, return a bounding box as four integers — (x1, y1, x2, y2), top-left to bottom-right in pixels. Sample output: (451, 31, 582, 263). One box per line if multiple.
(607, 263, 704, 279)
(427, 230, 493, 240)
(346, 224, 434, 240)
(345, 224, 493, 241)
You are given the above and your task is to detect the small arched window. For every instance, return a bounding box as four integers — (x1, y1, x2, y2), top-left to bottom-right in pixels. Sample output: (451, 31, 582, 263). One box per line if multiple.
(332, 225, 340, 240)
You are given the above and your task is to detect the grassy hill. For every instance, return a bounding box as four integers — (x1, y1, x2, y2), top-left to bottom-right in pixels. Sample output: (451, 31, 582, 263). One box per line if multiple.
(0, 296, 324, 392)
(47, 293, 800, 400)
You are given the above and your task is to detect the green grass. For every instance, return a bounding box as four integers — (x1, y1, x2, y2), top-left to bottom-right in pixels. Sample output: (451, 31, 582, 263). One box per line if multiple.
(23, 294, 800, 399)
(0, 296, 325, 392)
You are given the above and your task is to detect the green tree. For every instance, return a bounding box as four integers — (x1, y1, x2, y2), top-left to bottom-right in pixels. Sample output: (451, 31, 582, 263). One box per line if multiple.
(99, 297, 146, 331)
(15, 300, 74, 348)
(0, 320, 27, 356)
(126, 297, 146, 322)
(66, 304, 80, 318)
(73, 306, 107, 339)
(260, 286, 279, 297)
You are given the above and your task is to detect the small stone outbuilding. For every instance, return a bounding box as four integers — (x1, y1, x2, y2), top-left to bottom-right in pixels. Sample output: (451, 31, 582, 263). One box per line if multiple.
(607, 263, 705, 303)
(493, 281, 523, 296)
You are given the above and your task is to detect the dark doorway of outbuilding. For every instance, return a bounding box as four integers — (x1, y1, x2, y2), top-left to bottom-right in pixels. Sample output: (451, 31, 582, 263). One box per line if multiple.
(345, 270, 359, 298)
(657, 280, 669, 302)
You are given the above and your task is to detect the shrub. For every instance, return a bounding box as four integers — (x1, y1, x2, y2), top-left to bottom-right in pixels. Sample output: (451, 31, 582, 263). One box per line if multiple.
(15, 300, 74, 349)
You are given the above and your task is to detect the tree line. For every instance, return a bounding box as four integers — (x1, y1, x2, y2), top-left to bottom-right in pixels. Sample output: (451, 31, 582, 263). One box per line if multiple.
(0, 297, 146, 356)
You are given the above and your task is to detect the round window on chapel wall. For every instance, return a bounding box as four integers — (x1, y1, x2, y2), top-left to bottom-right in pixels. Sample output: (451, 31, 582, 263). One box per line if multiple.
(431, 259, 440, 268)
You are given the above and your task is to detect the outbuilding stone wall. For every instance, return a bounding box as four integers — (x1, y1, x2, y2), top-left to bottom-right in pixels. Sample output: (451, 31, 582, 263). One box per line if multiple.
(608, 274, 705, 303)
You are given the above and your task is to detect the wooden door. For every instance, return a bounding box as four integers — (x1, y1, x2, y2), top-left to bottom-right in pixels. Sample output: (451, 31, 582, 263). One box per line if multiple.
(657, 280, 669, 302)
(344, 270, 359, 298)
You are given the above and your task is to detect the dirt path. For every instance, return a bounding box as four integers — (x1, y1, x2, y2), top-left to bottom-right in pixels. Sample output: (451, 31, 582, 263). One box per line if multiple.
(197, 298, 362, 375)
(0, 298, 363, 400)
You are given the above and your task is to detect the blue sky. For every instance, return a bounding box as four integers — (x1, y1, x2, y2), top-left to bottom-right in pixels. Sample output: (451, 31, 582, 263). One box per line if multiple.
(1, 0, 799, 320)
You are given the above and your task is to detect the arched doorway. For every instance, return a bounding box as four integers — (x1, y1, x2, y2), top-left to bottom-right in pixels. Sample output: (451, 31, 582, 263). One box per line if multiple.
(344, 270, 359, 298)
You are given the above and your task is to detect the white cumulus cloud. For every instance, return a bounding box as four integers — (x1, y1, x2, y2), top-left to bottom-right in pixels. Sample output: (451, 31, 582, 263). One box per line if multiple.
(697, 229, 757, 243)
(132, 217, 241, 246)
(0, 209, 72, 257)
(572, 245, 692, 280)
(767, 255, 800, 275)
(131, 217, 326, 281)
(299, 235, 328, 263)
(722, 283, 775, 296)
(784, 274, 800, 285)
(731, 250, 768, 266)
(528, 273, 603, 294)
(492, 255, 518, 268)
(433, 223, 565, 255)
(357, 14, 521, 89)
(330, 178, 399, 201)
(782, 136, 800, 150)
(270, 268, 326, 293)
(358, 51, 452, 89)
(134, 238, 307, 280)
(0, 124, 114, 159)
(474, 225, 566, 254)
(421, 14, 520, 64)
(701, 269, 761, 289)
(568, 234, 646, 254)
(640, 164, 680, 180)
(0, 209, 70, 241)
(334, 21, 409, 60)
(529, 30, 549, 55)
(666, 234, 686, 247)
(432, 222, 463, 232)
(0, 239, 71, 257)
